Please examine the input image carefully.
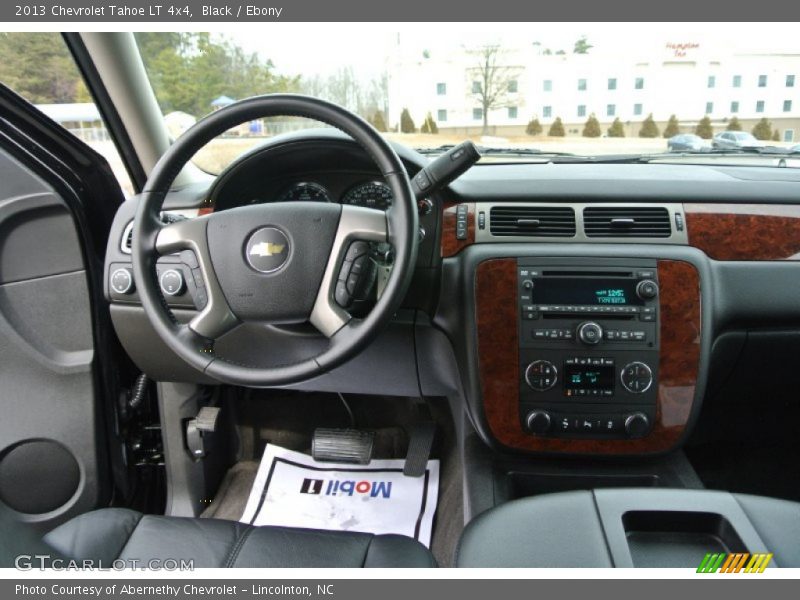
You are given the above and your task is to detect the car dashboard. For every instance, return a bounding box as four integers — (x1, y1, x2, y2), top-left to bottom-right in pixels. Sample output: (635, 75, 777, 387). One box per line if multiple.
(103, 129, 800, 459)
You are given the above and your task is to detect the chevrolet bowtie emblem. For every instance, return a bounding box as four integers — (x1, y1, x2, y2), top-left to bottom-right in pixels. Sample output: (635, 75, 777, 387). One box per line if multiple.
(249, 242, 286, 257)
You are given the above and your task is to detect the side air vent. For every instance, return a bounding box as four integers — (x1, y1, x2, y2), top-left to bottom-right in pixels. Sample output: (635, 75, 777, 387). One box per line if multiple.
(583, 206, 671, 238)
(489, 206, 576, 237)
(120, 221, 134, 254)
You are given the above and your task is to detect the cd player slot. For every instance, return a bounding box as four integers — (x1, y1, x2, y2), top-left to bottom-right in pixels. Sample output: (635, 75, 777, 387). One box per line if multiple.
(542, 270, 633, 278)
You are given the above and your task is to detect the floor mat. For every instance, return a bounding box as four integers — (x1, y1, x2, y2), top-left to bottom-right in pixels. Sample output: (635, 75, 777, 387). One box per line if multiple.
(237, 444, 440, 547)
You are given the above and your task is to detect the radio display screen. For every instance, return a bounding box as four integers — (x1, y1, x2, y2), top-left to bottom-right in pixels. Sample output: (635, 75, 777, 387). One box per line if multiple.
(531, 278, 643, 306)
(563, 364, 615, 391)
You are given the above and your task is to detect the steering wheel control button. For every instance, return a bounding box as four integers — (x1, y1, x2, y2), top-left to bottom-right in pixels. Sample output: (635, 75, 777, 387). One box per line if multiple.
(525, 360, 557, 391)
(621, 361, 654, 393)
(335, 281, 351, 308)
(110, 267, 134, 295)
(525, 411, 552, 435)
(577, 321, 603, 345)
(624, 412, 651, 438)
(159, 269, 185, 296)
(345, 240, 369, 261)
(245, 227, 290, 273)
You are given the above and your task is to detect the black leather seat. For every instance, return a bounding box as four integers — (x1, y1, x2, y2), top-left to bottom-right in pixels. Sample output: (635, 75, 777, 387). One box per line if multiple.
(43, 508, 436, 568)
(457, 489, 800, 568)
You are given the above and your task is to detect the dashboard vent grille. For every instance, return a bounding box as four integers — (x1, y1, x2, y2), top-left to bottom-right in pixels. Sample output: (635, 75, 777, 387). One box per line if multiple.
(489, 206, 576, 237)
(583, 206, 672, 238)
(121, 221, 134, 254)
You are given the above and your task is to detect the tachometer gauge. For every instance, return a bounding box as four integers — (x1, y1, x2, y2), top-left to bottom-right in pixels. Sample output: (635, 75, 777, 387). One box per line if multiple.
(341, 181, 393, 210)
(278, 182, 331, 203)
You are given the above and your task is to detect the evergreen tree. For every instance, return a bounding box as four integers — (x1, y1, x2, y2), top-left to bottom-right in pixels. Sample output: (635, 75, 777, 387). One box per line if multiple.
(695, 116, 714, 139)
(369, 111, 387, 132)
(400, 108, 416, 133)
(663, 115, 680, 138)
(582, 114, 602, 137)
(772, 129, 781, 142)
(726, 116, 742, 131)
(607, 117, 625, 138)
(639, 113, 660, 138)
(419, 112, 439, 134)
(548, 117, 565, 137)
(752, 118, 773, 140)
(526, 117, 543, 136)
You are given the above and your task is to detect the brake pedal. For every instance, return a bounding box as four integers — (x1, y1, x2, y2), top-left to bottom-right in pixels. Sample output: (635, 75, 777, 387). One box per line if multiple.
(312, 428, 374, 464)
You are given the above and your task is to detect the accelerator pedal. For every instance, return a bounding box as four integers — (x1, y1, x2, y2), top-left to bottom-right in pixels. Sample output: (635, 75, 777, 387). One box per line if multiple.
(312, 428, 374, 465)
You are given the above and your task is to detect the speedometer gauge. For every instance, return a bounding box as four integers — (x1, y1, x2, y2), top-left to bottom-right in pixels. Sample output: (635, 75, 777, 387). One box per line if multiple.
(278, 182, 331, 203)
(341, 181, 393, 210)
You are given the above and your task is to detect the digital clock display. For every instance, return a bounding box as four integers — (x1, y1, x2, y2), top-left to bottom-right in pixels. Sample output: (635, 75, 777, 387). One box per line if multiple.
(595, 288, 627, 304)
(530, 278, 644, 306)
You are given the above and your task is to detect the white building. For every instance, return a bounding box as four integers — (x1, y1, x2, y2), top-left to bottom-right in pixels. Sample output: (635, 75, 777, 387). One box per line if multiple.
(387, 38, 800, 141)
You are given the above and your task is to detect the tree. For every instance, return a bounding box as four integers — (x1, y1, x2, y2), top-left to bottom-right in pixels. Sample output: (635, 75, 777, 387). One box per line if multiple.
(301, 71, 388, 122)
(695, 115, 714, 139)
(772, 129, 781, 142)
(639, 113, 660, 138)
(420, 112, 439, 134)
(134, 33, 300, 117)
(726, 116, 742, 131)
(663, 115, 680, 138)
(400, 108, 416, 133)
(526, 117, 543, 136)
(548, 117, 565, 137)
(573, 36, 593, 54)
(582, 114, 602, 137)
(369, 110, 387, 132)
(752, 118, 773, 140)
(466, 45, 522, 135)
(607, 117, 625, 138)
(0, 32, 91, 103)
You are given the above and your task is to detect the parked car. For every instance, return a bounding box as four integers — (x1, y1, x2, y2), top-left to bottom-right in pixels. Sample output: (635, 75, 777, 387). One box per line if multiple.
(712, 131, 765, 149)
(667, 134, 707, 151)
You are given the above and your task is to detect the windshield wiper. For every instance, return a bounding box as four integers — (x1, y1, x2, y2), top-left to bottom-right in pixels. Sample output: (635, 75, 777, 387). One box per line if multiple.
(415, 145, 581, 158)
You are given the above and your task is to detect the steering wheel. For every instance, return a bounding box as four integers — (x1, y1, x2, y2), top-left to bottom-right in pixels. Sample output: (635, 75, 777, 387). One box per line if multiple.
(131, 95, 419, 386)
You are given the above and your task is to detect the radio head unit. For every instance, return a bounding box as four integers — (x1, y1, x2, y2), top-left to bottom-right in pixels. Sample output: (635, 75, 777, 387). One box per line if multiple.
(516, 259, 660, 440)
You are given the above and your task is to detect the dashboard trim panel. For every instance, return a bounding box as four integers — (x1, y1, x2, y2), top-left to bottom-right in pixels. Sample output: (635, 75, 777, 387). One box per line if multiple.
(475, 257, 701, 455)
(685, 203, 800, 261)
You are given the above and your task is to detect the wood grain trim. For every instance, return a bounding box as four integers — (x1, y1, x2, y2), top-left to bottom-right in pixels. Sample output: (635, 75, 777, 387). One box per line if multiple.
(441, 202, 475, 257)
(686, 203, 800, 261)
(475, 259, 700, 455)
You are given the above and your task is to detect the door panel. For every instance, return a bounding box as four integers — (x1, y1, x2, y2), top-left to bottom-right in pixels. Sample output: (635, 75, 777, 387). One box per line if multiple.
(0, 147, 103, 532)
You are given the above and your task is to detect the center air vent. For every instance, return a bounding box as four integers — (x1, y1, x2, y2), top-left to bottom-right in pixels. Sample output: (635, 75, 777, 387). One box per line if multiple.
(583, 206, 672, 238)
(489, 206, 576, 237)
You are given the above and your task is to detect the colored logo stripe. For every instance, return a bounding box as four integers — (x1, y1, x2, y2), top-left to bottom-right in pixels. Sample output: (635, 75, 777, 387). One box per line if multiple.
(697, 552, 772, 573)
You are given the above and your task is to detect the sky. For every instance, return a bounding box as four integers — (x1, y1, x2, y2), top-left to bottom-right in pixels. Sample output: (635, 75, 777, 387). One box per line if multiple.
(227, 23, 800, 79)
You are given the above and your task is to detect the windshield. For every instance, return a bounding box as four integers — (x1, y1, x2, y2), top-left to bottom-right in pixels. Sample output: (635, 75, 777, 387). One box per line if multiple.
(133, 25, 800, 172)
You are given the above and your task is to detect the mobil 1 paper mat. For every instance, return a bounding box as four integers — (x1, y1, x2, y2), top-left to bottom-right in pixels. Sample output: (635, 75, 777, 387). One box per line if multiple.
(240, 444, 439, 547)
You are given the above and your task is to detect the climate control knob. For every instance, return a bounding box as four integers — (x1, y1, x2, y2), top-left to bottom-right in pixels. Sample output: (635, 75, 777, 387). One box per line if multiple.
(577, 321, 603, 345)
(526, 411, 552, 435)
(636, 279, 659, 300)
(620, 361, 653, 393)
(624, 412, 651, 438)
(524, 360, 557, 391)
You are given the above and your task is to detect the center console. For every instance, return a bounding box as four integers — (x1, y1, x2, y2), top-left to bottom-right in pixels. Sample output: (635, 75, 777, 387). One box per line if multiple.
(517, 259, 660, 440)
(474, 256, 701, 455)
